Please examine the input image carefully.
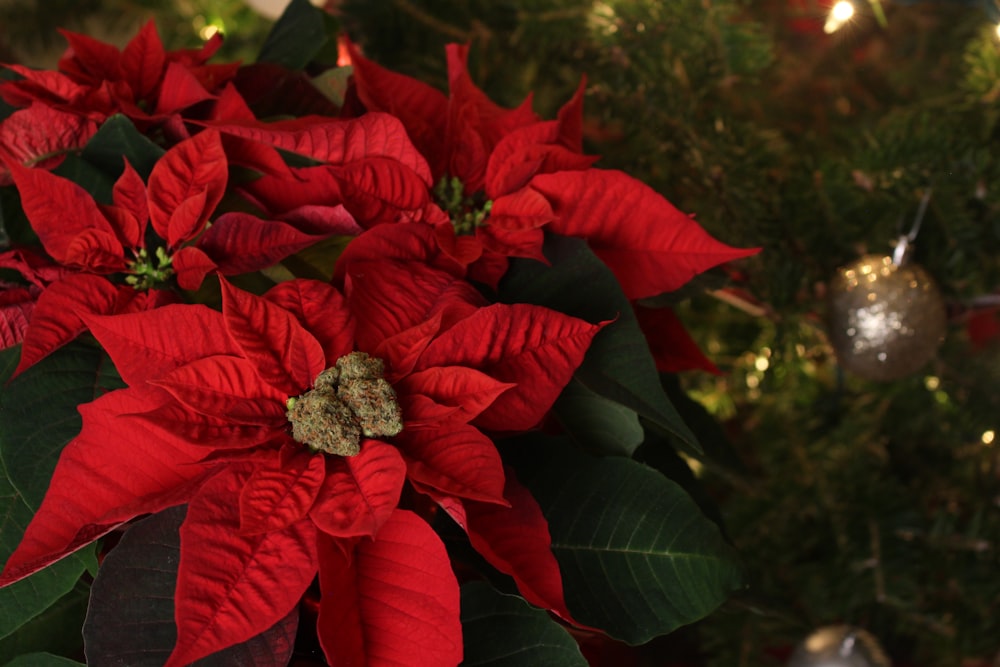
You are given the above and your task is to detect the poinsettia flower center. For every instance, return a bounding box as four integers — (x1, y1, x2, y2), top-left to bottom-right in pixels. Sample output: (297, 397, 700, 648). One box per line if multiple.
(285, 351, 403, 457)
(125, 246, 174, 290)
(434, 175, 493, 235)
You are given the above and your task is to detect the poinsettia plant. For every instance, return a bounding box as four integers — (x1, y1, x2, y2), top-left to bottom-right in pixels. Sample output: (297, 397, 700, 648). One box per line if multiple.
(0, 1, 755, 665)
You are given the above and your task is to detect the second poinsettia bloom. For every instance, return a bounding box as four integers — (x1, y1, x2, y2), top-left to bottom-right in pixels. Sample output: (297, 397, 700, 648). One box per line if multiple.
(343, 39, 759, 295)
(0, 252, 602, 666)
(4, 127, 359, 376)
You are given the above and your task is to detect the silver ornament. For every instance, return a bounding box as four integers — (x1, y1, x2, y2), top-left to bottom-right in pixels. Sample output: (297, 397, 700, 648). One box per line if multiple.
(788, 625, 891, 667)
(827, 253, 946, 381)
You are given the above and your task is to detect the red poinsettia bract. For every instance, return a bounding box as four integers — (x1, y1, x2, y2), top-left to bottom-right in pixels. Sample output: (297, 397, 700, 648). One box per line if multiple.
(0, 104, 98, 185)
(0, 257, 601, 665)
(342, 39, 759, 298)
(205, 110, 436, 232)
(0, 21, 239, 139)
(4, 128, 359, 376)
(0, 249, 69, 349)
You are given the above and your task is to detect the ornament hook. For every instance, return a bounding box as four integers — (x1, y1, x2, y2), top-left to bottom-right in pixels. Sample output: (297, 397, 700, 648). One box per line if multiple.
(892, 188, 932, 266)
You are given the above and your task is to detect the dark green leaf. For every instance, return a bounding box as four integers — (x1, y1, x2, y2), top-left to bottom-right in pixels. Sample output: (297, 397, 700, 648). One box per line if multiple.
(277, 148, 324, 168)
(85, 505, 299, 666)
(460, 582, 587, 667)
(660, 374, 747, 473)
(499, 234, 700, 456)
(553, 379, 644, 456)
(311, 66, 353, 107)
(0, 345, 19, 383)
(0, 467, 93, 643)
(232, 63, 341, 119)
(0, 71, 15, 120)
(0, 189, 36, 246)
(311, 14, 344, 68)
(281, 235, 352, 282)
(257, 0, 332, 71)
(51, 154, 114, 204)
(513, 437, 742, 644)
(0, 578, 90, 659)
(3, 653, 85, 667)
(633, 431, 727, 533)
(51, 112, 165, 203)
(0, 341, 119, 644)
(635, 269, 732, 307)
(0, 340, 124, 509)
(81, 115, 165, 180)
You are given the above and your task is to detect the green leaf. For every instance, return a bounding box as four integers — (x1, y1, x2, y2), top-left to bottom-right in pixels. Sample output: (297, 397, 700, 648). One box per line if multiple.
(553, 379, 644, 457)
(280, 234, 353, 282)
(81, 114, 165, 180)
(257, 0, 333, 71)
(460, 582, 587, 667)
(499, 234, 700, 456)
(512, 437, 742, 644)
(660, 374, 747, 472)
(0, 340, 124, 509)
(3, 654, 85, 667)
(633, 430, 726, 531)
(0, 468, 93, 643)
(311, 66, 353, 107)
(0, 578, 90, 659)
(84, 505, 300, 666)
(0, 345, 19, 383)
(0, 341, 123, 643)
(1, 188, 36, 246)
(51, 154, 115, 204)
(52, 115, 165, 203)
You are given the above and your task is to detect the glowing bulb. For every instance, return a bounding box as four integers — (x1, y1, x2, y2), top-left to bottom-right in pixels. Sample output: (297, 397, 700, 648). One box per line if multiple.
(995, 23, 1000, 40)
(824, 0, 855, 34)
(199, 24, 219, 40)
(754, 356, 770, 372)
(983, 430, 996, 445)
(832, 1, 855, 21)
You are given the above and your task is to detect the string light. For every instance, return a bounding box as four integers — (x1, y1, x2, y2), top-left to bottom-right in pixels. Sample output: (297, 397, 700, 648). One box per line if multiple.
(983, 430, 996, 446)
(192, 15, 225, 41)
(824, 0, 856, 34)
(199, 24, 220, 41)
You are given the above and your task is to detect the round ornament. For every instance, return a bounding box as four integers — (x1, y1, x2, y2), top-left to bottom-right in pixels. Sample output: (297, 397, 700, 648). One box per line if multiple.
(788, 625, 891, 667)
(827, 253, 946, 382)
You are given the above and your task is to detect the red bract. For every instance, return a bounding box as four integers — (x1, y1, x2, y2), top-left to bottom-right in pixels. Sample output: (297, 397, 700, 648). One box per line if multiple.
(0, 253, 602, 665)
(0, 249, 69, 350)
(634, 303, 723, 375)
(208, 111, 434, 229)
(0, 282, 39, 349)
(0, 21, 240, 138)
(345, 39, 759, 298)
(6, 129, 358, 377)
(0, 104, 98, 184)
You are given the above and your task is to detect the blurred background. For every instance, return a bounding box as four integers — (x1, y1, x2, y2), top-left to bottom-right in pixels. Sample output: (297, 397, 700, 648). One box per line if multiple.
(3, 0, 1000, 664)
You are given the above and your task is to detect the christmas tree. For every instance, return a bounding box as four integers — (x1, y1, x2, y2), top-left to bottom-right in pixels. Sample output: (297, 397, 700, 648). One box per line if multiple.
(1, 0, 999, 665)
